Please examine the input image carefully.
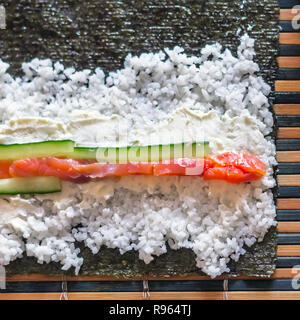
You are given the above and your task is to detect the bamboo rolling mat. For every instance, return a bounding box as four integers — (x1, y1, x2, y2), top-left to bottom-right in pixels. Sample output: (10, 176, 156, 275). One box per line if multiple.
(1, 3, 300, 301)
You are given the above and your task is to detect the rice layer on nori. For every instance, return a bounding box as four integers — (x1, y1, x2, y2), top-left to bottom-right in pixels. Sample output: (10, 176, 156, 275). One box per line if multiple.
(0, 0, 279, 277)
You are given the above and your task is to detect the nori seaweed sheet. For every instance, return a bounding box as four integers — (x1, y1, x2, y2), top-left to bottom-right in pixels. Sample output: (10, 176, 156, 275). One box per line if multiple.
(0, 0, 279, 277)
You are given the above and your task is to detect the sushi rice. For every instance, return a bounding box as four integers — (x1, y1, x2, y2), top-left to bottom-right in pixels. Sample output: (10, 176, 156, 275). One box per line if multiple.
(0, 34, 276, 278)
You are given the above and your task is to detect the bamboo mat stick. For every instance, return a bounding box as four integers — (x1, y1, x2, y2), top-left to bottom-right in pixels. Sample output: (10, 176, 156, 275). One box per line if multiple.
(277, 245, 300, 256)
(277, 221, 300, 232)
(0, 291, 224, 300)
(278, 175, 300, 186)
(67, 291, 218, 300)
(275, 80, 300, 92)
(279, 33, 300, 45)
(277, 57, 300, 69)
(0, 293, 62, 300)
(227, 291, 300, 300)
(274, 104, 300, 115)
(277, 128, 300, 139)
(280, 9, 300, 21)
(277, 198, 300, 209)
(277, 151, 300, 162)
(1, 291, 299, 300)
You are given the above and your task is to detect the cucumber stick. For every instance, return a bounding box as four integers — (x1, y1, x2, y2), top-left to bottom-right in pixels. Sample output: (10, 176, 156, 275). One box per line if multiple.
(72, 141, 210, 162)
(0, 140, 209, 163)
(0, 140, 74, 160)
(0, 177, 61, 194)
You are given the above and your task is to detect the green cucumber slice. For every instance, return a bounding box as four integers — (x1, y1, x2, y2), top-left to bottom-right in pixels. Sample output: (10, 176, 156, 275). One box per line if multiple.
(0, 140, 209, 163)
(71, 147, 98, 160)
(0, 140, 74, 160)
(0, 177, 62, 194)
(72, 141, 209, 163)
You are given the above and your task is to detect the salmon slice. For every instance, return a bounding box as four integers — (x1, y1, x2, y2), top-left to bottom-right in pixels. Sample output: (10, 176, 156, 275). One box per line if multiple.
(203, 166, 263, 183)
(202, 152, 266, 183)
(9, 158, 154, 180)
(74, 162, 154, 178)
(0, 160, 13, 179)
(9, 157, 82, 180)
(206, 152, 266, 176)
(5, 152, 266, 184)
(153, 158, 205, 176)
